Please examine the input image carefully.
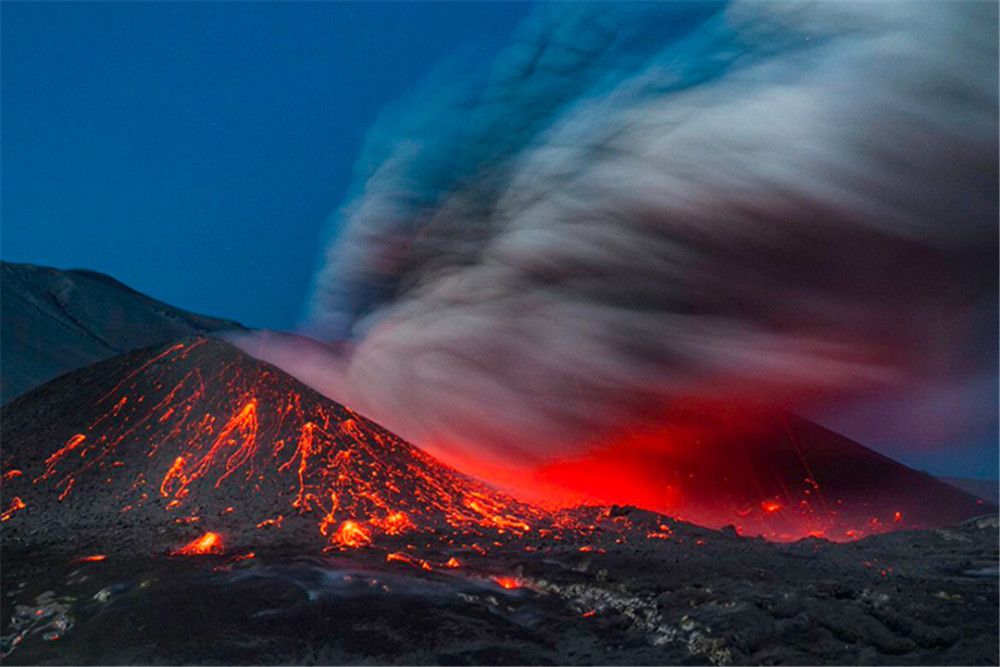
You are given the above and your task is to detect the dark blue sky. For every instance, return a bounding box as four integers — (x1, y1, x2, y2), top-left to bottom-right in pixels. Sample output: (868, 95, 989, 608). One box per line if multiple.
(1, 1, 532, 329)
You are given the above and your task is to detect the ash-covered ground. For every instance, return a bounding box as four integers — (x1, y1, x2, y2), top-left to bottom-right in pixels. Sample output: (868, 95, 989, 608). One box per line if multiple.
(3, 508, 997, 665)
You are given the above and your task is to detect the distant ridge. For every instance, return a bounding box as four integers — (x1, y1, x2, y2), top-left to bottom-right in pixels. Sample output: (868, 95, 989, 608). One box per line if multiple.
(1, 262, 244, 403)
(939, 476, 1000, 504)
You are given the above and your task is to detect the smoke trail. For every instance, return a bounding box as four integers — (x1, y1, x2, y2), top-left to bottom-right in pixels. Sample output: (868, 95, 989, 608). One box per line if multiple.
(290, 1, 998, 470)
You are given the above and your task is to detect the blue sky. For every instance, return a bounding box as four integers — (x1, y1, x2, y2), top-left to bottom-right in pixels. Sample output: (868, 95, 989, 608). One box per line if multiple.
(1, 1, 532, 330)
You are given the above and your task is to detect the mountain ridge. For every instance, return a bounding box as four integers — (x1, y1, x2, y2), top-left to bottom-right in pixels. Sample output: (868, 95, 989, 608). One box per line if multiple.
(1, 261, 243, 403)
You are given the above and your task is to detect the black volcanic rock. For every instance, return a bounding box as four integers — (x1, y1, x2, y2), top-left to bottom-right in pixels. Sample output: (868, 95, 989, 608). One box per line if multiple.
(1, 262, 243, 403)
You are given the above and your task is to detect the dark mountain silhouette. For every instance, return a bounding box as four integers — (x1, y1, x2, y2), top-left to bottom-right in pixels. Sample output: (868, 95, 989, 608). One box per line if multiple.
(1, 262, 243, 403)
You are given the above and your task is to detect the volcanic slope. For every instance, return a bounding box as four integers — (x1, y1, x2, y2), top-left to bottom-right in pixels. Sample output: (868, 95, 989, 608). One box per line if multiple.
(525, 406, 995, 541)
(0, 338, 549, 557)
(1, 262, 243, 403)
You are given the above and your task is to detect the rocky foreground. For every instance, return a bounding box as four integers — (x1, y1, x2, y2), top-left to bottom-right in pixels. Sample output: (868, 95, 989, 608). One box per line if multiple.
(3, 509, 997, 665)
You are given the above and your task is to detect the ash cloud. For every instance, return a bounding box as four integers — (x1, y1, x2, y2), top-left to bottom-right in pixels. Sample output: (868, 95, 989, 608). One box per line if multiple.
(293, 1, 998, 467)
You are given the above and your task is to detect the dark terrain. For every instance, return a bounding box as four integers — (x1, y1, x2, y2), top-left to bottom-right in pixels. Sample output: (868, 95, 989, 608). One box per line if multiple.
(1, 337, 997, 664)
(2, 511, 997, 665)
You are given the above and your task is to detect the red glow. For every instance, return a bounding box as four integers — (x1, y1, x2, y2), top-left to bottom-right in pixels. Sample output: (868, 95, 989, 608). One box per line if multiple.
(172, 532, 223, 556)
(1, 497, 26, 522)
(74, 555, 107, 562)
(420, 404, 970, 542)
(333, 521, 372, 548)
(386, 551, 433, 571)
(38, 434, 87, 481)
(159, 457, 187, 498)
(492, 576, 521, 590)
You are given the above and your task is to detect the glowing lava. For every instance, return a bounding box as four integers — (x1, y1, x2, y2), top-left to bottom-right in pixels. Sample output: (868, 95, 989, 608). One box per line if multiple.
(492, 576, 521, 590)
(172, 532, 223, 556)
(332, 521, 372, 548)
(1, 497, 27, 522)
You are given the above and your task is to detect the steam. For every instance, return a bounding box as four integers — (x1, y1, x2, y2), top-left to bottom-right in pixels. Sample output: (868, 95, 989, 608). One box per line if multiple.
(282, 1, 997, 467)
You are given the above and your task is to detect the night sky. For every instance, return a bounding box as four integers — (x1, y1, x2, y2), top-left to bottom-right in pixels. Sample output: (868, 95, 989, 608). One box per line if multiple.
(1, 1, 531, 330)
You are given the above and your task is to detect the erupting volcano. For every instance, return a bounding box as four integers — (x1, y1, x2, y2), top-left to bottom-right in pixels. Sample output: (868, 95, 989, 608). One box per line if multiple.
(3, 342, 998, 665)
(0, 338, 555, 558)
(0, 337, 990, 560)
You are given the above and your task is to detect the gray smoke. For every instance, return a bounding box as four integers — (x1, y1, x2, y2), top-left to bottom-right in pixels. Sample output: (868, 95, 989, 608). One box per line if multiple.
(292, 1, 997, 468)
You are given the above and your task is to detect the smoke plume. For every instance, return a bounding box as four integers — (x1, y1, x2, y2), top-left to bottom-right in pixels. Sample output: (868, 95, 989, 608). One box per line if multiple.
(263, 1, 998, 473)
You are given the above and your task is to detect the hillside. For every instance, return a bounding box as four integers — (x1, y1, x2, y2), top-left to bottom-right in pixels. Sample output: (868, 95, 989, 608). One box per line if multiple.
(0, 262, 243, 403)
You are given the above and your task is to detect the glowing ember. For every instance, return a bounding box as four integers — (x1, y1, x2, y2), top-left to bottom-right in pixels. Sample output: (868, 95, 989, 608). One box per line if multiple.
(172, 532, 223, 556)
(159, 456, 187, 498)
(333, 521, 372, 548)
(444, 557, 461, 568)
(492, 576, 521, 590)
(74, 555, 107, 562)
(386, 552, 433, 570)
(1, 496, 26, 522)
(761, 501, 782, 513)
(38, 434, 87, 481)
(371, 511, 414, 535)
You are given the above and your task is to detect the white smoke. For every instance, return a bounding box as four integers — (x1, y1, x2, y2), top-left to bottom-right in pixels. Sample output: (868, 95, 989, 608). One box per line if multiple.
(282, 1, 998, 468)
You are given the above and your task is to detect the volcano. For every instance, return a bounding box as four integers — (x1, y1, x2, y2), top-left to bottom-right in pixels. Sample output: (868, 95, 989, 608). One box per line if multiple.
(0, 338, 547, 558)
(500, 405, 994, 541)
(2, 338, 998, 666)
(1, 337, 991, 556)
